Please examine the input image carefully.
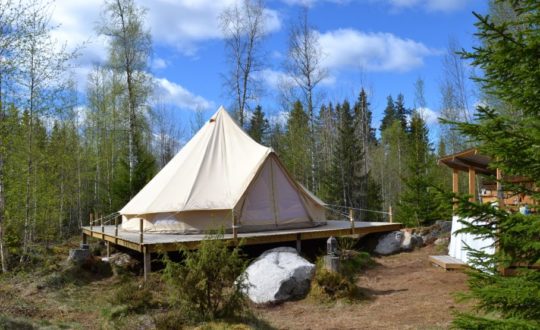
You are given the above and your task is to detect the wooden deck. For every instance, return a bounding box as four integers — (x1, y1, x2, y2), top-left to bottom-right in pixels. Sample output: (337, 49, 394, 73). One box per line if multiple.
(82, 220, 402, 253)
(429, 255, 468, 270)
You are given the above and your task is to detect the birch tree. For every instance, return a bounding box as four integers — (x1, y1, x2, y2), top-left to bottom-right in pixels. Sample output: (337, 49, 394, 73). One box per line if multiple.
(285, 7, 327, 191)
(100, 0, 152, 198)
(220, 0, 267, 127)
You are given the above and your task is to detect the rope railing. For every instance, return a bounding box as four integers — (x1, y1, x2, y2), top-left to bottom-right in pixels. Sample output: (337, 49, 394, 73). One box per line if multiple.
(323, 203, 394, 223)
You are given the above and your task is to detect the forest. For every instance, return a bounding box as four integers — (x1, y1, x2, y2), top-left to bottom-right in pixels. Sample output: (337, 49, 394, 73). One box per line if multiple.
(0, 0, 497, 274)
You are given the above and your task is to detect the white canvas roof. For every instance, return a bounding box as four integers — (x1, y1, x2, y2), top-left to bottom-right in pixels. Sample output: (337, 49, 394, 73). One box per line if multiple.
(120, 106, 324, 217)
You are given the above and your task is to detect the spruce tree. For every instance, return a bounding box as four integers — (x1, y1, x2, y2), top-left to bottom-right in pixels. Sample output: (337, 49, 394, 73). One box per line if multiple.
(380, 95, 396, 132)
(394, 93, 409, 131)
(282, 101, 310, 185)
(451, 1, 540, 328)
(398, 112, 448, 227)
(247, 105, 269, 144)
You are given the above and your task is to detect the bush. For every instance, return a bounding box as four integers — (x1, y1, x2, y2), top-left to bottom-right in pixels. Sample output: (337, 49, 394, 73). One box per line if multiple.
(161, 232, 248, 323)
(312, 250, 372, 301)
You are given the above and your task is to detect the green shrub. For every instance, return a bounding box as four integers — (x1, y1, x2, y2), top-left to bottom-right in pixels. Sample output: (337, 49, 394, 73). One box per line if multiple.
(105, 279, 154, 318)
(162, 232, 248, 323)
(312, 251, 372, 301)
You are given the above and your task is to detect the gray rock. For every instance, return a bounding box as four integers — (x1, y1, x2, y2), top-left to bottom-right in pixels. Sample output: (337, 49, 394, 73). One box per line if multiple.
(434, 236, 450, 246)
(375, 231, 404, 255)
(400, 230, 416, 251)
(419, 221, 452, 244)
(68, 248, 91, 265)
(241, 247, 315, 304)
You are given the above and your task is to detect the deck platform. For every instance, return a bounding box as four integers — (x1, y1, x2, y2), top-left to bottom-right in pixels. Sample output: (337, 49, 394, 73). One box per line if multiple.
(429, 255, 468, 270)
(83, 220, 401, 253)
(83, 220, 401, 280)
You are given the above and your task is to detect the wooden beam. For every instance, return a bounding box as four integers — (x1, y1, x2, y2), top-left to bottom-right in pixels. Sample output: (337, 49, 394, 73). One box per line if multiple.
(469, 167, 476, 202)
(453, 169, 459, 211)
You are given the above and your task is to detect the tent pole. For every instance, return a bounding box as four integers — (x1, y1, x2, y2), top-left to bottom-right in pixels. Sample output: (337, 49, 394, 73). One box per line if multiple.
(349, 208, 355, 234)
(232, 210, 237, 240)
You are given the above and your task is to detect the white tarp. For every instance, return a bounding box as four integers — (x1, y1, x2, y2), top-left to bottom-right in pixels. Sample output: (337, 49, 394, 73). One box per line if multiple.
(448, 215, 495, 264)
(120, 106, 326, 233)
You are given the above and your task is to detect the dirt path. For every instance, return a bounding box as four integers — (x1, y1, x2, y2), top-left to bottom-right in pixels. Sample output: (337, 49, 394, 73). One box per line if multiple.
(258, 245, 470, 330)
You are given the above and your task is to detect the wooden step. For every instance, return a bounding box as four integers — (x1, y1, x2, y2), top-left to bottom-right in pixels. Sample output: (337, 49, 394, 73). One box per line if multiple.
(429, 255, 468, 270)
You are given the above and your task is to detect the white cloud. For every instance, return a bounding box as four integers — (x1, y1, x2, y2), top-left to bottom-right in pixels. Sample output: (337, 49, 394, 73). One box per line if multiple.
(256, 68, 335, 90)
(154, 78, 213, 111)
(151, 57, 168, 70)
(318, 29, 437, 72)
(416, 107, 439, 125)
(386, 0, 468, 12)
(140, 0, 280, 55)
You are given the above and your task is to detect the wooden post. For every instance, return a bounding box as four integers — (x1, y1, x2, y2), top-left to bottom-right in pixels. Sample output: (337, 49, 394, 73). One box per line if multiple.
(139, 218, 144, 244)
(82, 232, 87, 245)
(388, 205, 393, 223)
(468, 167, 476, 202)
(100, 214, 104, 234)
(349, 208, 355, 234)
(232, 210, 237, 240)
(143, 246, 150, 282)
(452, 168, 459, 211)
(496, 168, 505, 209)
(106, 241, 110, 258)
(90, 213, 93, 231)
(296, 233, 301, 253)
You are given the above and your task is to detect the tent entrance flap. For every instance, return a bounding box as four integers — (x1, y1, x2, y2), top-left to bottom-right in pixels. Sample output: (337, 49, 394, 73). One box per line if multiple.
(239, 157, 313, 228)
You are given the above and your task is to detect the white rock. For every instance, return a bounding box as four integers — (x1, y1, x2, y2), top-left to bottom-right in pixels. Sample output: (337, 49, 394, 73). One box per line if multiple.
(375, 231, 404, 255)
(241, 247, 315, 304)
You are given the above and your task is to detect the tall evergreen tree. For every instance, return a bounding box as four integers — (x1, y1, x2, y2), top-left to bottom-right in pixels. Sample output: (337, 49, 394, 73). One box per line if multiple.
(247, 105, 269, 144)
(398, 112, 449, 226)
(282, 101, 310, 185)
(450, 1, 540, 328)
(380, 95, 396, 132)
(394, 94, 409, 130)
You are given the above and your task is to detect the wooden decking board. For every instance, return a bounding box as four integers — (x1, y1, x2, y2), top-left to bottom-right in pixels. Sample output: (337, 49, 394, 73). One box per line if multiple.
(429, 255, 468, 270)
(83, 220, 402, 253)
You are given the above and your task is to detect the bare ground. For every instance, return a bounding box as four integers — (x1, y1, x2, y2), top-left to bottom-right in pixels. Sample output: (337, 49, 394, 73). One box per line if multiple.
(0, 244, 471, 329)
(258, 245, 470, 330)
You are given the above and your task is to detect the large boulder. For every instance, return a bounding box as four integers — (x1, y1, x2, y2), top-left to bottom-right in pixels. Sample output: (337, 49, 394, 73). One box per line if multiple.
(400, 230, 424, 251)
(375, 231, 404, 255)
(241, 247, 315, 304)
(106, 252, 139, 275)
(418, 220, 452, 245)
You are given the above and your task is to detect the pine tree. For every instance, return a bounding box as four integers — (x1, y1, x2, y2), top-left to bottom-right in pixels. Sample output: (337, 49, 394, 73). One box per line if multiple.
(451, 1, 540, 328)
(328, 101, 365, 210)
(247, 105, 269, 144)
(380, 95, 396, 132)
(398, 112, 449, 227)
(394, 93, 409, 131)
(282, 101, 310, 185)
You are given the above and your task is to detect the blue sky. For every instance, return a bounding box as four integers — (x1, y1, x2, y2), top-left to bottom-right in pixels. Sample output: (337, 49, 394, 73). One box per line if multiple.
(51, 0, 488, 138)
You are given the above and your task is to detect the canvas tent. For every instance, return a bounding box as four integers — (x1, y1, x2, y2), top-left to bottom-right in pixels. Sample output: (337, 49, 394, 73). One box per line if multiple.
(120, 106, 326, 234)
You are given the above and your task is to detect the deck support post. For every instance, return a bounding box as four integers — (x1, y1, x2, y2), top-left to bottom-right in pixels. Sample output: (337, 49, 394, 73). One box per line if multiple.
(143, 246, 150, 282)
(296, 233, 301, 253)
(90, 213, 93, 232)
(349, 208, 355, 234)
(468, 167, 476, 202)
(388, 206, 393, 223)
(81, 232, 87, 245)
(106, 241, 110, 258)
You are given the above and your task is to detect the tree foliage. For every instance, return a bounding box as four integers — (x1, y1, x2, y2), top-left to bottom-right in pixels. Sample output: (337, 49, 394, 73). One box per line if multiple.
(451, 1, 540, 328)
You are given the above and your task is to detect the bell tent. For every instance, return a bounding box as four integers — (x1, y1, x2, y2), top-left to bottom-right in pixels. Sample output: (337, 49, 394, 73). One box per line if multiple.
(120, 106, 326, 234)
